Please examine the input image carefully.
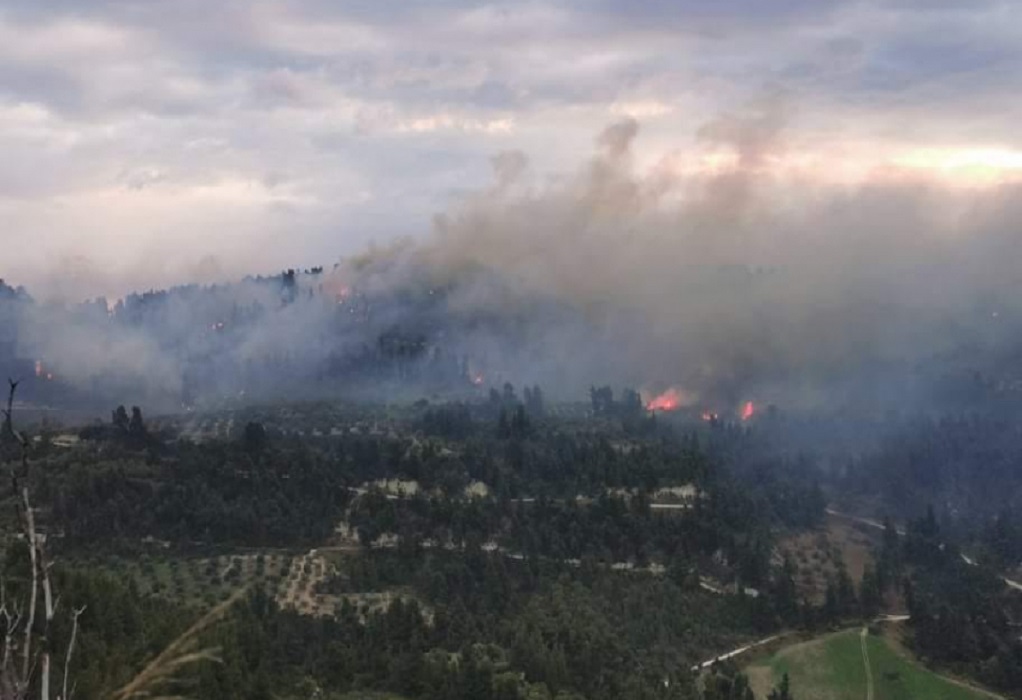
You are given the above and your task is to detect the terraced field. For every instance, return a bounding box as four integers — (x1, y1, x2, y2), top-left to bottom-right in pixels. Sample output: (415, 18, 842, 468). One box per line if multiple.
(98, 552, 293, 607)
(97, 547, 422, 623)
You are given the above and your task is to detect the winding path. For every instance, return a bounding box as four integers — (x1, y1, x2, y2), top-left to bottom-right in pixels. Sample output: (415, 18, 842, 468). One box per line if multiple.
(826, 508, 1022, 592)
(689, 634, 785, 672)
(860, 626, 874, 700)
(691, 616, 910, 676)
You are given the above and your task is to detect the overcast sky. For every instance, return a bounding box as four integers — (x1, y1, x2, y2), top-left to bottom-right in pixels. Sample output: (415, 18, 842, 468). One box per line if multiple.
(2, 0, 1021, 300)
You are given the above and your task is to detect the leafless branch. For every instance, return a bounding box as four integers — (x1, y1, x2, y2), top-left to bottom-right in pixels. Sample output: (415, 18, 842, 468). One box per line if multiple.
(19, 486, 38, 690)
(0, 377, 49, 700)
(2, 378, 232, 700)
(60, 607, 84, 700)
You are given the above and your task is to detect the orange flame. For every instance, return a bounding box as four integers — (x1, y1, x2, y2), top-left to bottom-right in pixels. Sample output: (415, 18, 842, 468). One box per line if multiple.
(701, 411, 718, 422)
(647, 388, 684, 412)
(740, 401, 755, 421)
(35, 360, 43, 378)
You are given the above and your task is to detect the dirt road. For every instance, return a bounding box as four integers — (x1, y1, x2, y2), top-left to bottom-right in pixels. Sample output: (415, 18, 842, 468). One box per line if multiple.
(689, 634, 785, 672)
(860, 626, 874, 700)
(827, 508, 1022, 591)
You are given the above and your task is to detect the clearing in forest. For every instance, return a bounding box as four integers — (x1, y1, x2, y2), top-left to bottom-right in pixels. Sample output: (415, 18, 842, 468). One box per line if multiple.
(775, 514, 876, 604)
(746, 628, 1000, 700)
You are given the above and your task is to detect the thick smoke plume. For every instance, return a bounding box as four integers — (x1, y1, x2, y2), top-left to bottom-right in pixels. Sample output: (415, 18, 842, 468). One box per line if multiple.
(4, 107, 1022, 413)
(378, 107, 1022, 407)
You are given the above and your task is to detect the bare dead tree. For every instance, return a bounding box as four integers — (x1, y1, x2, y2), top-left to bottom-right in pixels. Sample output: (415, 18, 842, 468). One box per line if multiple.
(59, 607, 83, 700)
(0, 377, 75, 700)
(1, 380, 15, 447)
(0, 379, 237, 700)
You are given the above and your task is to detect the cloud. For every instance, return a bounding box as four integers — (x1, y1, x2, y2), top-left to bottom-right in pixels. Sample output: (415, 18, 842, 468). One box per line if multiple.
(0, 0, 1020, 309)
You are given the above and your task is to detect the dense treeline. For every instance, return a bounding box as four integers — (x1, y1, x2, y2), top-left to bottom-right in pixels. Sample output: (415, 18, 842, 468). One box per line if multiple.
(7, 387, 1022, 698)
(39, 400, 824, 556)
(7, 397, 837, 699)
(347, 480, 818, 593)
(12, 554, 761, 700)
(844, 414, 1022, 525)
(826, 412, 1022, 694)
(43, 438, 354, 546)
(893, 510, 1022, 695)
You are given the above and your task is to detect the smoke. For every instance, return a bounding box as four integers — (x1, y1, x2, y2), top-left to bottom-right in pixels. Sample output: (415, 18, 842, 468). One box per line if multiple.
(376, 103, 1022, 407)
(4, 104, 1022, 413)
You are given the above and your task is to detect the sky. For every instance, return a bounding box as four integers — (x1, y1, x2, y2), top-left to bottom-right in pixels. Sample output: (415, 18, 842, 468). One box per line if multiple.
(2, 0, 1022, 301)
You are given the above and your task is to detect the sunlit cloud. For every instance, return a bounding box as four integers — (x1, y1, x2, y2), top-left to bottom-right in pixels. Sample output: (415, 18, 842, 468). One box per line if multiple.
(892, 147, 1022, 184)
(610, 100, 675, 119)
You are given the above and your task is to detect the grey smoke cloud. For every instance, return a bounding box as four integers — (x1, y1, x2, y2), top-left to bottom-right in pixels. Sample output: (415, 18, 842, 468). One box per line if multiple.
(366, 111, 1022, 405)
(2, 1, 1022, 412)
(2, 108, 1021, 415)
(3, 0, 1022, 304)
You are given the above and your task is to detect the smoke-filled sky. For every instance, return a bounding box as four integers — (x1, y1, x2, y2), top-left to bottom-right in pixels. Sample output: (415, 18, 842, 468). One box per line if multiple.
(2, 0, 1022, 301)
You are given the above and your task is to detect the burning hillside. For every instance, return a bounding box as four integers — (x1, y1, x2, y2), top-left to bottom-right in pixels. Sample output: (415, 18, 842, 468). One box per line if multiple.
(740, 401, 755, 421)
(3, 109, 1022, 414)
(644, 387, 689, 412)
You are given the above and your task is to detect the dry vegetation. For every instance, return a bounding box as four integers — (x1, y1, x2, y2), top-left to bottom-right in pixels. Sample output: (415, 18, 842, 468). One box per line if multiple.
(775, 514, 877, 603)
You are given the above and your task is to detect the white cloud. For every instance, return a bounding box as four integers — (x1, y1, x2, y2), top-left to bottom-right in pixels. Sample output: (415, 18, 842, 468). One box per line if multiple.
(248, 3, 388, 56)
(396, 114, 515, 135)
(0, 15, 141, 62)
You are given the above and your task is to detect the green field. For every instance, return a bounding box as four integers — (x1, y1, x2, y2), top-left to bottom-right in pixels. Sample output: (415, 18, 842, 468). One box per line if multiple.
(746, 628, 1000, 700)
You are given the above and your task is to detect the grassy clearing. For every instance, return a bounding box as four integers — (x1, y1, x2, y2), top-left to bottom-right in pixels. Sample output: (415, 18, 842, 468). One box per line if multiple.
(747, 629, 865, 700)
(747, 628, 999, 700)
(866, 632, 1001, 700)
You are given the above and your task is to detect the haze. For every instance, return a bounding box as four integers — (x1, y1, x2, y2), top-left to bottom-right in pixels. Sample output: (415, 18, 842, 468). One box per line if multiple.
(2, 0, 1022, 301)
(5, 6, 1022, 699)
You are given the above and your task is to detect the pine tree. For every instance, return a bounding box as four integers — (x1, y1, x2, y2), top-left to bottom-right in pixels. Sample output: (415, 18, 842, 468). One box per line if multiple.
(859, 565, 882, 618)
(497, 408, 510, 438)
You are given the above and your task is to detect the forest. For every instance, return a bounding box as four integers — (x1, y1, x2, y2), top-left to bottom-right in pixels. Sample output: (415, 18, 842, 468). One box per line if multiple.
(0, 385, 1021, 699)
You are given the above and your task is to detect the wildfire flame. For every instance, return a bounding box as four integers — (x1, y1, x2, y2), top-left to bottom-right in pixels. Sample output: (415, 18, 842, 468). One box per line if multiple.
(471, 373, 484, 386)
(701, 411, 719, 422)
(646, 388, 685, 412)
(35, 360, 43, 377)
(740, 401, 755, 421)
